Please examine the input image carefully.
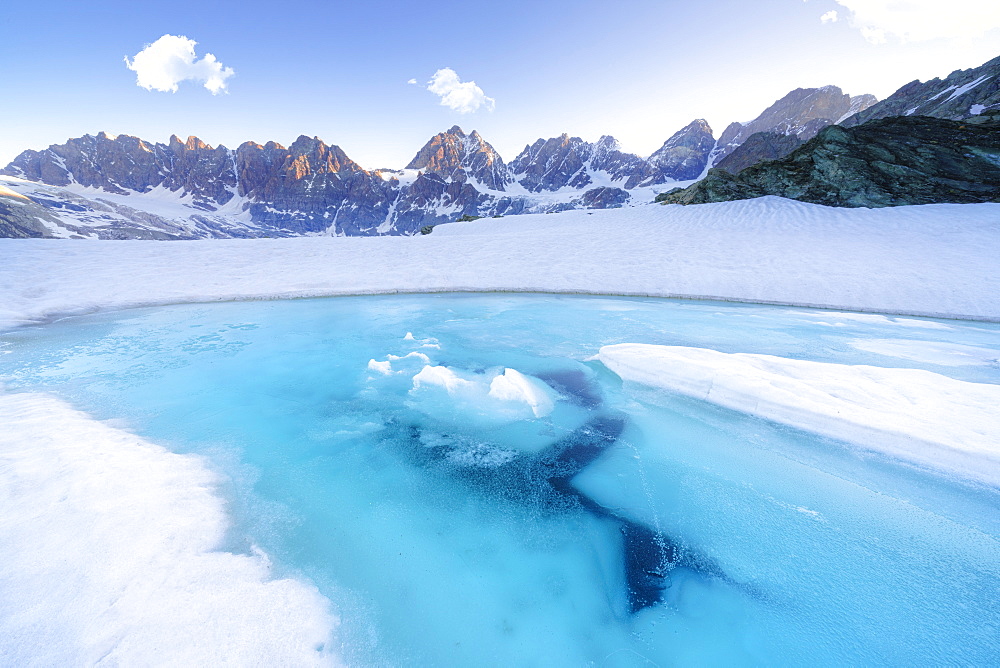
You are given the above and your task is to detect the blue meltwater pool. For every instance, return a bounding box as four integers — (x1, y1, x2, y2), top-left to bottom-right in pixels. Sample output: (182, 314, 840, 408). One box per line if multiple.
(2, 294, 998, 665)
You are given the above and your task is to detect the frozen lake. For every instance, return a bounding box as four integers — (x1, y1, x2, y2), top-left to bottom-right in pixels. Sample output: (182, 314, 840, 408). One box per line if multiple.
(2, 294, 999, 665)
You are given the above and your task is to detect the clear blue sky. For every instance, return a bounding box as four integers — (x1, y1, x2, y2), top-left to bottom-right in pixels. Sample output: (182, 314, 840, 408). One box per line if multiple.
(1, 0, 998, 169)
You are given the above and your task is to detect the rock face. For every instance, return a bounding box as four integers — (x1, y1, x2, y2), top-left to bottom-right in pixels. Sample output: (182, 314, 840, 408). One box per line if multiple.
(711, 87, 877, 164)
(659, 113, 1000, 207)
(644, 119, 716, 183)
(842, 55, 1000, 126)
(714, 132, 804, 174)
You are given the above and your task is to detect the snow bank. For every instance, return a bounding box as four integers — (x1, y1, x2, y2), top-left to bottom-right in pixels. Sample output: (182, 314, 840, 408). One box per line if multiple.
(0, 392, 342, 666)
(598, 343, 1000, 487)
(2, 197, 999, 330)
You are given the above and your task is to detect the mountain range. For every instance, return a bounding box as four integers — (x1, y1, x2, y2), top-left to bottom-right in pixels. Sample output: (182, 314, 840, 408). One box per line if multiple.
(2, 52, 998, 239)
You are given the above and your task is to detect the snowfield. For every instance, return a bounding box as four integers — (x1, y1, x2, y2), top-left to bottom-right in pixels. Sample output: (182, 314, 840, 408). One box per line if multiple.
(2, 197, 999, 329)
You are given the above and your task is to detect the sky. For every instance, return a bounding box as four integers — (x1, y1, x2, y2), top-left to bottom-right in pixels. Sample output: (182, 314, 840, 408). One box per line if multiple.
(1, 0, 998, 170)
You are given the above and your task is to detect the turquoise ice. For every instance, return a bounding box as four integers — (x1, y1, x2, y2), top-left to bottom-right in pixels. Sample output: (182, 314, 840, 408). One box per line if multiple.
(2, 294, 998, 666)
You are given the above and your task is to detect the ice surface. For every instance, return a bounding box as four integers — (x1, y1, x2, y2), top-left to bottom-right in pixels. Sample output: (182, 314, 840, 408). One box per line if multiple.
(599, 343, 1000, 486)
(850, 338, 1000, 366)
(3, 294, 999, 665)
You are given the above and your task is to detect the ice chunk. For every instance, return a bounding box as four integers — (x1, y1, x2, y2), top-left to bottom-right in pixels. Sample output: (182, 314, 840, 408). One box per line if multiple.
(412, 365, 474, 392)
(488, 368, 556, 418)
(409, 365, 561, 430)
(368, 359, 392, 374)
(599, 343, 1000, 486)
(368, 351, 432, 377)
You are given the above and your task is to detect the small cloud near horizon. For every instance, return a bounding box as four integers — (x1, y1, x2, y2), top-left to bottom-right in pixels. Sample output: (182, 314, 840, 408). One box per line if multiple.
(828, 0, 1000, 43)
(125, 35, 234, 94)
(407, 78, 418, 85)
(424, 68, 495, 114)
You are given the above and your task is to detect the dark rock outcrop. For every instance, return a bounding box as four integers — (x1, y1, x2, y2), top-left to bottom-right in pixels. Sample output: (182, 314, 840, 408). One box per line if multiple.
(842, 55, 1000, 127)
(573, 186, 630, 209)
(659, 113, 1000, 207)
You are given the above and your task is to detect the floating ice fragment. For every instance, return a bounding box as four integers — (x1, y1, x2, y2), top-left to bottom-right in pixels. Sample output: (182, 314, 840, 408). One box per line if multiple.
(368, 359, 392, 375)
(412, 365, 474, 392)
(599, 343, 1000, 486)
(387, 351, 430, 363)
(488, 368, 556, 418)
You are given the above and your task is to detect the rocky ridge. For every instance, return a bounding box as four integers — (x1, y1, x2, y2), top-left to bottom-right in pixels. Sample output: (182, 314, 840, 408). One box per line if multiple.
(843, 55, 1000, 127)
(658, 113, 1000, 208)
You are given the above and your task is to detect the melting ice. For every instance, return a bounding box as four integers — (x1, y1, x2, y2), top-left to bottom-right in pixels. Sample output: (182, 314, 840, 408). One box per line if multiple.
(1, 294, 999, 665)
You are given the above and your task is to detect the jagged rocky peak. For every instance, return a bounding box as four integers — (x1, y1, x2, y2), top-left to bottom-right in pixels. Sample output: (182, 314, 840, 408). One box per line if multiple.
(509, 133, 649, 192)
(1, 131, 238, 207)
(842, 54, 1000, 127)
(589, 135, 649, 181)
(284, 135, 361, 175)
(406, 125, 511, 191)
(645, 119, 716, 183)
(713, 86, 877, 163)
(510, 134, 594, 192)
(234, 135, 371, 209)
(168, 134, 213, 151)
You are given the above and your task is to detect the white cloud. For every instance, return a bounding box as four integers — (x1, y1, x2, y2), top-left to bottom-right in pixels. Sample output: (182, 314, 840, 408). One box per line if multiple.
(425, 68, 495, 114)
(820, 10, 838, 23)
(407, 78, 418, 85)
(124, 34, 234, 94)
(832, 0, 1000, 43)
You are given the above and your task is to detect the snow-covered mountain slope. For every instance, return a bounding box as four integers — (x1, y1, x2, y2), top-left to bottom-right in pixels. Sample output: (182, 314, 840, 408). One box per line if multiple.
(509, 120, 715, 193)
(842, 54, 1000, 126)
(2, 196, 997, 328)
(0, 175, 266, 239)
